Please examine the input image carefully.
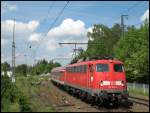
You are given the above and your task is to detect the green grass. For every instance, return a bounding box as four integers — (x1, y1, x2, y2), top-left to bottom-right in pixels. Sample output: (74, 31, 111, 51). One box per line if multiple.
(128, 87, 149, 97)
(9, 103, 20, 112)
(15, 76, 54, 112)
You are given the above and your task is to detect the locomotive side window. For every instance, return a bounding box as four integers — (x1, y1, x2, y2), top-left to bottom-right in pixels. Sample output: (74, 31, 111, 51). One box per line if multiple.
(67, 65, 87, 73)
(76, 66, 78, 72)
(67, 67, 69, 72)
(70, 67, 72, 73)
(83, 65, 86, 73)
(72, 67, 74, 73)
(79, 66, 81, 73)
(74, 66, 76, 73)
(78, 66, 80, 72)
(75, 66, 77, 72)
(96, 64, 109, 72)
(114, 64, 124, 72)
(77, 66, 79, 72)
(80, 66, 82, 73)
(71, 67, 73, 73)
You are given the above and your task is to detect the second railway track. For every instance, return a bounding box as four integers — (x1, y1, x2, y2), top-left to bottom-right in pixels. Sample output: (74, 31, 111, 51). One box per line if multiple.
(129, 96, 149, 107)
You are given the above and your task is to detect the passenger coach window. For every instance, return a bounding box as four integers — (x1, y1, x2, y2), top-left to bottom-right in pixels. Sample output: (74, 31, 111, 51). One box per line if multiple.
(114, 64, 124, 72)
(96, 64, 109, 72)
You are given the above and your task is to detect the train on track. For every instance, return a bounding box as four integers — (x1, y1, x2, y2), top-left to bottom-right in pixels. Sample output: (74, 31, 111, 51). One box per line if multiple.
(51, 57, 132, 107)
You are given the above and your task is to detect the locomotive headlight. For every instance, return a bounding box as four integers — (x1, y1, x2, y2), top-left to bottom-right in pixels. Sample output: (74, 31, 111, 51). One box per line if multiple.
(100, 81, 103, 86)
(91, 76, 94, 82)
(100, 81, 110, 86)
(121, 80, 125, 86)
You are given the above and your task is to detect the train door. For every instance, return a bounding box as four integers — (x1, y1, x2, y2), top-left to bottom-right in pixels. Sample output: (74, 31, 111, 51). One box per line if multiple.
(88, 64, 94, 88)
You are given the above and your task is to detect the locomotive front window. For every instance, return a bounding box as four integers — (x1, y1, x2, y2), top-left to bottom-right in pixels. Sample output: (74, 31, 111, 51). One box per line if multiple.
(114, 64, 124, 72)
(96, 64, 109, 72)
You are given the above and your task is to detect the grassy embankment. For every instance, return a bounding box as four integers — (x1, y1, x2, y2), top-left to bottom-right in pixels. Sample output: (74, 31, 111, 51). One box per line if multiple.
(2, 75, 54, 112)
(15, 76, 54, 112)
(128, 87, 149, 99)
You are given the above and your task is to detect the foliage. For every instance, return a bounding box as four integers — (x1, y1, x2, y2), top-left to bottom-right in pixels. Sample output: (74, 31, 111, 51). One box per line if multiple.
(5, 59, 61, 77)
(114, 21, 149, 83)
(31, 59, 61, 75)
(72, 21, 149, 83)
(15, 64, 27, 77)
(86, 24, 122, 57)
(1, 61, 11, 71)
(1, 68, 32, 112)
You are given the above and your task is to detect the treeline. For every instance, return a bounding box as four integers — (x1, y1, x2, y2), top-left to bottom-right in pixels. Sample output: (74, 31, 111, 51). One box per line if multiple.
(1, 59, 61, 77)
(1, 60, 61, 111)
(74, 21, 149, 83)
(30, 59, 61, 76)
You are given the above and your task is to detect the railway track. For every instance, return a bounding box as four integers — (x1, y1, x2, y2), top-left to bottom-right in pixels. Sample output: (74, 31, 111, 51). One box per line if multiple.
(49, 79, 149, 112)
(52, 81, 133, 112)
(129, 96, 149, 107)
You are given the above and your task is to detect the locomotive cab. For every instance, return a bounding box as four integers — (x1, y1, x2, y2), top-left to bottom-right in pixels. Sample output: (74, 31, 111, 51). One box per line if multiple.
(97, 61, 126, 90)
(89, 60, 129, 106)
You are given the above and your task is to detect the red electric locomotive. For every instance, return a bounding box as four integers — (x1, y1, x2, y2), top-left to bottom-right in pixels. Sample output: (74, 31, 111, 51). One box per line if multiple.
(51, 57, 131, 107)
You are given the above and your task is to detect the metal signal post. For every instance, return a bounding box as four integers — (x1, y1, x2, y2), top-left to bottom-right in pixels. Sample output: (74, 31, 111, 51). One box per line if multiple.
(12, 19, 16, 83)
(121, 15, 128, 38)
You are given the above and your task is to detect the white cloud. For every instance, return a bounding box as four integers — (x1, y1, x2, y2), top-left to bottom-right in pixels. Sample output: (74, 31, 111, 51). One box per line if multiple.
(1, 19, 41, 65)
(28, 33, 42, 42)
(15, 53, 23, 58)
(46, 39, 60, 51)
(1, 54, 11, 62)
(1, 20, 40, 39)
(1, 18, 92, 65)
(47, 18, 86, 38)
(1, 39, 7, 47)
(8, 4, 16, 11)
(46, 18, 90, 51)
(141, 9, 149, 21)
(87, 26, 94, 41)
(87, 27, 93, 33)
(28, 21, 39, 32)
(1, 2, 17, 14)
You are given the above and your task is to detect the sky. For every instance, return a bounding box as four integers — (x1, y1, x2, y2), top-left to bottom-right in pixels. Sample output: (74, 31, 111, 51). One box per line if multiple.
(1, 1, 149, 66)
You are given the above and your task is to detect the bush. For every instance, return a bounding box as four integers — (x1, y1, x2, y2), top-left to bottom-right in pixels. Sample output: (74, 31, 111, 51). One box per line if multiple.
(19, 95, 32, 112)
(1, 75, 32, 112)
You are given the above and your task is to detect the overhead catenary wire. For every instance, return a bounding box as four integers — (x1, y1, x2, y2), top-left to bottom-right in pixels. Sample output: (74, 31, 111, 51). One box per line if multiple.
(40, 1, 55, 25)
(33, 1, 144, 63)
(32, 1, 55, 65)
(18, 1, 58, 65)
(46, 1, 70, 33)
(14, 1, 147, 66)
(32, 1, 70, 63)
(16, 1, 56, 65)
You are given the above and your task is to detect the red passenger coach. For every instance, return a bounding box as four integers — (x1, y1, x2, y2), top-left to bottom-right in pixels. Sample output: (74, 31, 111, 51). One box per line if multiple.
(51, 58, 131, 107)
(51, 67, 66, 85)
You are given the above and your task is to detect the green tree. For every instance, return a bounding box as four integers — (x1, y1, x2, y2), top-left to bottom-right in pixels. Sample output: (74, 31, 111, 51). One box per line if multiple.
(15, 64, 27, 77)
(73, 23, 122, 61)
(31, 59, 61, 75)
(1, 62, 11, 71)
(114, 21, 149, 83)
